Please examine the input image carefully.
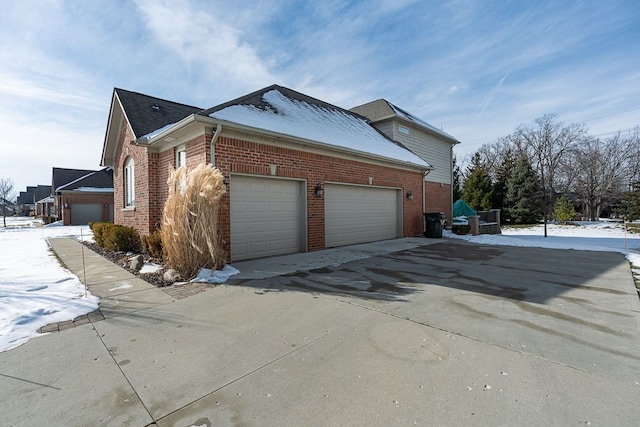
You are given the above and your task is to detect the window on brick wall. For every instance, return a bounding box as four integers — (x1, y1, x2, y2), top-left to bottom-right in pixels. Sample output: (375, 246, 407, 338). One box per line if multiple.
(124, 157, 135, 207)
(176, 145, 186, 168)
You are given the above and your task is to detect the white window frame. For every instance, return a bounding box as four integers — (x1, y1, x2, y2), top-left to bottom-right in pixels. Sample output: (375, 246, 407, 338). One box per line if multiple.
(124, 157, 135, 207)
(176, 145, 187, 168)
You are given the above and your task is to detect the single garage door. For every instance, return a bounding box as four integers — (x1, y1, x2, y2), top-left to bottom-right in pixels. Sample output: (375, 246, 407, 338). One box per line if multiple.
(325, 184, 400, 247)
(71, 203, 103, 225)
(230, 175, 304, 261)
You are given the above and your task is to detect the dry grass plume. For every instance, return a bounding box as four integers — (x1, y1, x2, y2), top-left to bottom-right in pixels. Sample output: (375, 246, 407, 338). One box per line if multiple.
(160, 164, 226, 278)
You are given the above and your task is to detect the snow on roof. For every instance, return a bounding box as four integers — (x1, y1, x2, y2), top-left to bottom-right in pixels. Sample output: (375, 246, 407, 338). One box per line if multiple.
(141, 121, 179, 140)
(75, 187, 114, 192)
(388, 102, 459, 142)
(209, 89, 430, 168)
(56, 172, 95, 191)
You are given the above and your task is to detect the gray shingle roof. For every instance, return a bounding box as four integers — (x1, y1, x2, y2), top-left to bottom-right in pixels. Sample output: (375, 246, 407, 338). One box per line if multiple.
(198, 85, 430, 168)
(56, 168, 113, 192)
(198, 84, 356, 118)
(52, 168, 112, 193)
(115, 88, 203, 139)
(350, 99, 460, 143)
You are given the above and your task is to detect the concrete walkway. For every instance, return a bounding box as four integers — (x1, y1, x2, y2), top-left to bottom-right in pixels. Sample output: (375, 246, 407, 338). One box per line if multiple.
(1, 237, 639, 426)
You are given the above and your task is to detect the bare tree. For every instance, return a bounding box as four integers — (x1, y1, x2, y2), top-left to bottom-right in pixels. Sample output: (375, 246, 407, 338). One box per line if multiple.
(573, 134, 634, 220)
(625, 127, 640, 186)
(476, 136, 516, 182)
(513, 114, 586, 236)
(0, 177, 15, 228)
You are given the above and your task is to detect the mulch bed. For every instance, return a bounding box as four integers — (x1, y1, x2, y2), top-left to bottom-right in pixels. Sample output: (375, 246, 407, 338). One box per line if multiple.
(82, 242, 174, 287)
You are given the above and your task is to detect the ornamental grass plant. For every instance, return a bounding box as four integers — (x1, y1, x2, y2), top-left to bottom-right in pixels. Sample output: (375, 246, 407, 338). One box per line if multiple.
(160, 164, 226, 279)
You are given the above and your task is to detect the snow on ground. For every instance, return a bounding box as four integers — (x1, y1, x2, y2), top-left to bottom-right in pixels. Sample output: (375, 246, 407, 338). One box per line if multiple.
(0, 217, 99, 352)
(447, 221, 640, 268)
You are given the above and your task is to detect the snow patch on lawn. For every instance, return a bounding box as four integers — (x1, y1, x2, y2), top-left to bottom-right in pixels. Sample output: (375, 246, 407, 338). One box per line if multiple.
(0, 218, 99, 352)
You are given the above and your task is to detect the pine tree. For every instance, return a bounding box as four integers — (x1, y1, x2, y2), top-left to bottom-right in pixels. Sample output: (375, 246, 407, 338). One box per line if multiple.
(504, 155, 542, 224)
(452, 155, 462, 202)
(491, 149, 514, 212)
(462, 153, 493, 211)
(553, 195, 576, 223)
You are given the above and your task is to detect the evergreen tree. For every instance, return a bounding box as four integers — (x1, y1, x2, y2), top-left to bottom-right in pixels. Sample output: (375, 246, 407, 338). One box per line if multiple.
(504, 155, 542, 224)
(626, 181, 640, 220)
(491, 149, 514, 212)
(452, 155, 462, 202)
(553, 195, 576, 223)
(462, 153, 493, 211)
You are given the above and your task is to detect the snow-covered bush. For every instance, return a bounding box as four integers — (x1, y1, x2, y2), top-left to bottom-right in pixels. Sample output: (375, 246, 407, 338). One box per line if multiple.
(452, 216, 470, 235)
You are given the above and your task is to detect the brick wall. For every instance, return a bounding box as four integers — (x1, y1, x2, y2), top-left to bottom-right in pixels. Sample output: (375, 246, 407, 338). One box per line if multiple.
(213, 135, 424, 256)
(424, 181, 452, 226)
(113, 124, 153, 234)
(114, 129, 425, 258)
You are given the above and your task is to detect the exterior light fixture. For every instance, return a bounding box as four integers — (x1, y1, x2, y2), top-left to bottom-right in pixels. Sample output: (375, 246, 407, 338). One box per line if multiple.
(64, 202, 69, 209)
(314, 183, 323, 197)
(406, 190, 413, 200)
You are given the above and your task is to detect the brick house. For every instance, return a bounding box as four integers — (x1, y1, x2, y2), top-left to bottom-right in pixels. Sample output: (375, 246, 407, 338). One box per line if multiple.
(52, 168, 114, 225)
(101, 85, 459, 261)
(16, 185, 51, 216)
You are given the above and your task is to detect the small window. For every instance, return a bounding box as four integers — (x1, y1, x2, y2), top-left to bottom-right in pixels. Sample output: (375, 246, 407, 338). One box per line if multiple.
(176, 145, 186, 168)
(398, 126, 410, 135)
(124, 157, 135, 207)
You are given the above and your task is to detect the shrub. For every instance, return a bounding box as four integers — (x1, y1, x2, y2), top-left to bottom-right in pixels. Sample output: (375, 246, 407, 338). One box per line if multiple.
(142, 230, 163, 259)
(452, 224, 470, 235)
(554, 196, 576, 223)
(103, 224, 141, 252)
(90, 222, 112, 247)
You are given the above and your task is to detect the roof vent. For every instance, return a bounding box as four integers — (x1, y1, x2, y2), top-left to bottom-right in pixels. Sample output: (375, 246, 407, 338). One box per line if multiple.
(151, 104, 160, 111)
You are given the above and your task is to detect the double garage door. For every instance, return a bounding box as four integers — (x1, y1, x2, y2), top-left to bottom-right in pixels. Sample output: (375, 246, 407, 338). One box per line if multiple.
(325, 184, 400, 248)
(70, 203, 113, 225)
(230, 176, 401, 261)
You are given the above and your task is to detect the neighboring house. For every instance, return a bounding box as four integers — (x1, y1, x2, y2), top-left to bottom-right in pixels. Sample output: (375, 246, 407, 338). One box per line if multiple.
(1, 197, 16, 215)
(35, 196, 55, 222)
(52, 167, 114, 225)
(350, 99, 460, 222)
(16, 185, 52, 216)
(101, 85, 457, 262)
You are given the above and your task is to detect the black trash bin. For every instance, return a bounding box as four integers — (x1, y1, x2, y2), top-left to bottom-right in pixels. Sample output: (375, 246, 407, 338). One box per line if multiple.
(423, 212, 445, 238)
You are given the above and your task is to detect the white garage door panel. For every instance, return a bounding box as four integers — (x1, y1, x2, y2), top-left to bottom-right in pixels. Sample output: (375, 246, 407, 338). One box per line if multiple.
(325, 184, 399, 247)
(71, 203, 103, 225)
(231, 176, 302, 261)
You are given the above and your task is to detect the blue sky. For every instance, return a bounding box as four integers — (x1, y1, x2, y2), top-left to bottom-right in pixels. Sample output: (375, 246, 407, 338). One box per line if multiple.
(1, 0, 639, 195)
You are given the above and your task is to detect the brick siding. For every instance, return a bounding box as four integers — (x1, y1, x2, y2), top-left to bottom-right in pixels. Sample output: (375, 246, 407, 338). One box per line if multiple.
(115, 126, 427, 260)
(424, 181, 452, 226)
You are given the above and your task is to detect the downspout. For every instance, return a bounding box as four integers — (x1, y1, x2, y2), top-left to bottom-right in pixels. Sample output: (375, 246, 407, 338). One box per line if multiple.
(209, 124, 222, 165)
(450, 144, 454, 223)
(423, 169, 431, 234)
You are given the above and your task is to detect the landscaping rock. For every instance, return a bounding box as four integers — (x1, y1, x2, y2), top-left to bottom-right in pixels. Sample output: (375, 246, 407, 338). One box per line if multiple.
(164, 269, 182, 283)
(129, 255, 144, 271)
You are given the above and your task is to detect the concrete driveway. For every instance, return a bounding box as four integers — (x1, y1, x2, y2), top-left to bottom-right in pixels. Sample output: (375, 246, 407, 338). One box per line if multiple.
(1, 238, 639, 426)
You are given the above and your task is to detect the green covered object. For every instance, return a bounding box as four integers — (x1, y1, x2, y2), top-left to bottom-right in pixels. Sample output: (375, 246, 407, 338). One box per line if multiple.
(453, 199, 477, 217)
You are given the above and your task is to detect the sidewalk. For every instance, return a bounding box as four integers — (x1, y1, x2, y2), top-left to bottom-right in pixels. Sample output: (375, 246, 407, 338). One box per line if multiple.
(46, 237, 212, 330)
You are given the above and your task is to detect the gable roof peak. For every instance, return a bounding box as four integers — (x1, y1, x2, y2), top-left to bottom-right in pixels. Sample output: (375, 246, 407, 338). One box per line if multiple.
(113, 88, 204, 139)
(199, 84, 352, 118)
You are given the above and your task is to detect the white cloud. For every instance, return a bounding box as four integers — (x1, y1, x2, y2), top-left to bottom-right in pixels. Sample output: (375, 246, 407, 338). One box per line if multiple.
(134, 0, 277, 94)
